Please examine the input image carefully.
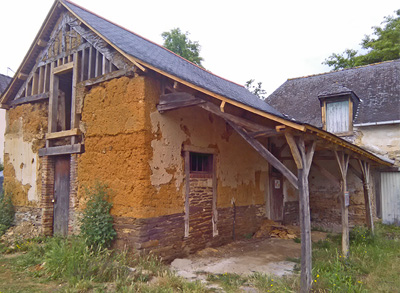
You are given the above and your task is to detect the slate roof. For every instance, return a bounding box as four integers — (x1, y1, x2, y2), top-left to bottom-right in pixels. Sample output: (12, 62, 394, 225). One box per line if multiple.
(267, 60, 400, 127)
(0, 74, 12, 95)
(62, 0, 283, 118)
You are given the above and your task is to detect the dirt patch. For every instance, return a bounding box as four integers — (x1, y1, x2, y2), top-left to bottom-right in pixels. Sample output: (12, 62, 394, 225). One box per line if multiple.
(171, 230, 328, 280)
(1, 222, 40, 245)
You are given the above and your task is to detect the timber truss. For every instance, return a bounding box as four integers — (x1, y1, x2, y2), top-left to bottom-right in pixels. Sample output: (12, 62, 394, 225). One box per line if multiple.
(157, 89, 379, 292)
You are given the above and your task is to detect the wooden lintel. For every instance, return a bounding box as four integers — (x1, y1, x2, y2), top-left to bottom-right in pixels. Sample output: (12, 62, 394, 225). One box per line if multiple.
(38, 144, 84, 157)
(45, 128, 81, 140)
(10, 92, 49, 106)
(37, 39, 47, 47)
(227, 120, 299, 189)
(198, 102, 274, 133)
(285, 132, 303, 169)
(17, 73, 28, 80)
(157, 99, 206, 112)
(82, 68, 134, 87)
(53, 62, 74, 75)
(158, 92, 206, 112)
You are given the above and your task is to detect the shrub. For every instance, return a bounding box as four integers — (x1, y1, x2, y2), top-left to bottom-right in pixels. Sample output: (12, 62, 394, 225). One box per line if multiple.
(80, 182, 116, 248)
(0, 191, 15, 236)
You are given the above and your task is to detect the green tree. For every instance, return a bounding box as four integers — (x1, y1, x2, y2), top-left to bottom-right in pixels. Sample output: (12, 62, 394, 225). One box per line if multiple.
(162, 28, 204, 67)
(323, 9, 400, 70)
(245, 79, 267, 100)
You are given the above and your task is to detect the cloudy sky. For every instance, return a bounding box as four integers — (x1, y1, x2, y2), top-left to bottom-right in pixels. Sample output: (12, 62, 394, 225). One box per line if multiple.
(0, 0, 399, 94)
(0, 1, 398, 160)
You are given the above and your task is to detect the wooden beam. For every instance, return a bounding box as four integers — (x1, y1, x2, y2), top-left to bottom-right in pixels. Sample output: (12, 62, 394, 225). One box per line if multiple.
(45, 128, 81, 140)
(53, 62, 73, 75)
(157, 92, 206, 112)
(358, 160, 374, 233)
(10, 93, 49, 107)
(296, 136, 316, 292)
(37, 39, 47, 47)
(334, 151, 350, 257)
(18, 73, 28, 80)
(38, 144, 84, 157)
(227, 121, 299, 189)
(82, 68, 134, 87)
(48, 62, 59, 134)
(198, 102, 274, 133)
(285, 132, 303, 169)
(220, 100, 226, 112)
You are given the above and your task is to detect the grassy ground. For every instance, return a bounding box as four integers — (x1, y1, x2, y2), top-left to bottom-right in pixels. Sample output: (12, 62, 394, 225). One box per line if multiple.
(0, 223, 399, 292)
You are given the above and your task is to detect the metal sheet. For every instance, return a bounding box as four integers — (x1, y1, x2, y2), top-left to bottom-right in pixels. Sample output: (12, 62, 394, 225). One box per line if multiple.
(381, 172, 400, 225)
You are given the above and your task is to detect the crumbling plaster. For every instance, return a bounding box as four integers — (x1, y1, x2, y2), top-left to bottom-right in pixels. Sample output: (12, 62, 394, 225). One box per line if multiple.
(3, 103, 47, 206)
(78, 75, 269, 219)
(354, 124, 400, 166)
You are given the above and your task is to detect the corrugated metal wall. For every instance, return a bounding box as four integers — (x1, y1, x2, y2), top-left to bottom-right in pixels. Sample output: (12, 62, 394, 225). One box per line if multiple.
(381, 172, 400, 225)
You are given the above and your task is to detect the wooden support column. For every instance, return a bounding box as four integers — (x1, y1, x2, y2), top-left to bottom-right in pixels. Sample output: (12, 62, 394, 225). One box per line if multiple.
(286, 133, 316, 292)
(358, 160, 375, 234)
(334, 151, 350, 257)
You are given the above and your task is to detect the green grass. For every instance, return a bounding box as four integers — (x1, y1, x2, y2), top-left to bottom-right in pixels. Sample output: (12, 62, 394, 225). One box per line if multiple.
(0, 223, 400, 292)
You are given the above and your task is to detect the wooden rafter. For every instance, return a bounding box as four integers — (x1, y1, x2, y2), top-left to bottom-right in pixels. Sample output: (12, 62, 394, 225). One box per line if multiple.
(157, 92, 206, 112)
(226, 120, 299, 189)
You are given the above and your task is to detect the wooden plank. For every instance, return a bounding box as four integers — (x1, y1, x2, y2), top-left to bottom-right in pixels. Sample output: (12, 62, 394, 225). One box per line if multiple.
(220, 100, 226, 112)
(285, 132, 303, 169)
(159, 92, 199, 104)
(227, 121, 299, 189)
(48, 62, 59, 133)
(17, 72, 28, 80)
(10, 93, 49, 107)
(53, 62, 73, 75)
(38, 66, 45, 94)
(184, 151, 190, 237)
(157, 99, 206, 112)
(88, 46, 93, 79)
(82, 68, 134, 87)
(358, 160, 374, 233)
(71, 52, 80, 143)
(46, 128, 81, 140)
(31, 71, 38, 95)
(38, 144, 84, 157)
(212, 153, 218, 237)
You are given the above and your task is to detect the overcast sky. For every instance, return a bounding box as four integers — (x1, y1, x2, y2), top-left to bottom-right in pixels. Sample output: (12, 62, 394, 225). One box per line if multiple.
(1, 0, 399, 94)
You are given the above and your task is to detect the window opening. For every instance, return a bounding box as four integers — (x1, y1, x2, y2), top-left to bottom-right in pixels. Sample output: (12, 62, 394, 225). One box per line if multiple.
(57, 70, 73, 131)
(190, 152, 213, 173)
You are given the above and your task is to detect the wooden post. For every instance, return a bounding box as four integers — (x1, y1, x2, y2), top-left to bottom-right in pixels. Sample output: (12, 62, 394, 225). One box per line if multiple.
(358, 160, 374, 234)
(286, 134, 316, 292)
(334, 151, 350, 257)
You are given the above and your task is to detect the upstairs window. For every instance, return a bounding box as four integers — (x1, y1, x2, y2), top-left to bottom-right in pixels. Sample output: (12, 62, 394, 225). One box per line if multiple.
(326, 99, 350, 133)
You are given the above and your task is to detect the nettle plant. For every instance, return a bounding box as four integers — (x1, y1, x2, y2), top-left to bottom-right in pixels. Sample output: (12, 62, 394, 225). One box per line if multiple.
(80, 182, 116, 248)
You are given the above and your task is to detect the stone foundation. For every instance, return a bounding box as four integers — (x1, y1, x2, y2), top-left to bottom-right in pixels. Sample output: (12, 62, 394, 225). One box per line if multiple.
(113, 204, 265, 262)
(14, 206, 42, 229)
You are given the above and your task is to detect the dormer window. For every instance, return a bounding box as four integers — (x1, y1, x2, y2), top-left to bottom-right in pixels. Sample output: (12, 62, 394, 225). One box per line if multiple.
(318, 84, 359, 136)
(325, 99, 350, 133)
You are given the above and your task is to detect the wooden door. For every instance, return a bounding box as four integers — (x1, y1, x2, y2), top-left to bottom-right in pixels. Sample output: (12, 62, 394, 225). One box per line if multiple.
(53, 156, 70, 236)
(270, 174, 284, 221)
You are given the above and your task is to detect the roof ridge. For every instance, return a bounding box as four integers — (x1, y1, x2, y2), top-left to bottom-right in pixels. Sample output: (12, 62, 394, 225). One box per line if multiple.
(62, 0, 245, 88)
(287, 59, 400, 81)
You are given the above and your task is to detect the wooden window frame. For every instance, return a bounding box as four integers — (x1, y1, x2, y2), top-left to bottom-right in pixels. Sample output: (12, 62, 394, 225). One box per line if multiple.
(321, 96, 353, 136)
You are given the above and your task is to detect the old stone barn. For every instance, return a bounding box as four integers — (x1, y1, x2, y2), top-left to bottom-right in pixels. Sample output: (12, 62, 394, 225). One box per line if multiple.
(0, 0, 391, 265)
